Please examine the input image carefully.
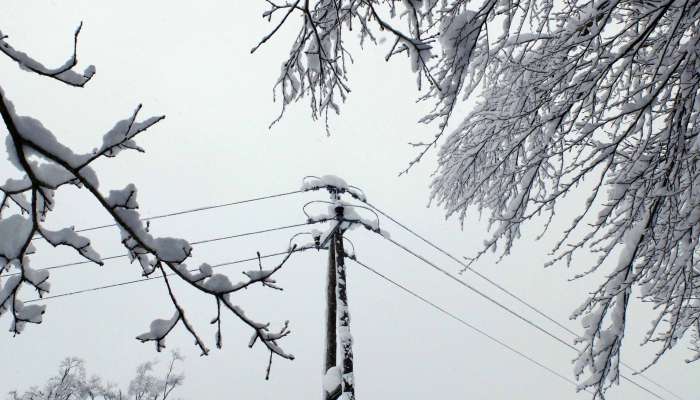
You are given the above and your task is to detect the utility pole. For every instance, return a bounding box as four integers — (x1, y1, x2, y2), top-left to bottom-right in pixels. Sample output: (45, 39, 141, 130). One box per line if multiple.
(325, 229, 338, 399)
(322, 186, 356, 400)
(334, 203, 355, 399)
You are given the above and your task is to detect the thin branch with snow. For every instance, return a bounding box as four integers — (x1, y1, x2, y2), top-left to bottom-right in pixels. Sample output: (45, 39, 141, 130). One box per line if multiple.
(0, 20, 298, 375)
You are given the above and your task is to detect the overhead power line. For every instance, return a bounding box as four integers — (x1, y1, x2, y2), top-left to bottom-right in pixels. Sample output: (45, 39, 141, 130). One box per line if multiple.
(365, 201, 578, 335)
(382, 234, 576, 350)
(18, 225, 665, 399)
(34, 189, 305, 238)
(25, 247, 309, 304)
(363, 201, 685, 400)
(26, 245, 591, 396)
(350, 257, 589, 393)
(6, 185, 680, 399)
(4, 221, 313, 278)
(373, 232, 666, 400)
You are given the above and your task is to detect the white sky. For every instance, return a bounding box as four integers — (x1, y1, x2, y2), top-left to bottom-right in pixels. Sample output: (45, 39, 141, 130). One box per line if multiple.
(0, 1, 698, 399)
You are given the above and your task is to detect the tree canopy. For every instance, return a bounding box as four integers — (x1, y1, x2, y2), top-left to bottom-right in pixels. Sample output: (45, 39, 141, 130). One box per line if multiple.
(1, 1, 698, 397)
(8, 351, 185, 400)
(259, 0, 700, 396)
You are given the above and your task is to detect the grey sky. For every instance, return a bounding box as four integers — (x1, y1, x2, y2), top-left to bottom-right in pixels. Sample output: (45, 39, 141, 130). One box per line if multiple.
(0, 1, 697, 399)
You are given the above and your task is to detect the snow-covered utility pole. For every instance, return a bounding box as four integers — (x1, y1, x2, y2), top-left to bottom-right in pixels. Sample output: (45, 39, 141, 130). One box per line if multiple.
(324, 193, 339, 400)
(323, 185, 354, 400)
(333, 202, 355, 399)
(302, 175, 381, 400)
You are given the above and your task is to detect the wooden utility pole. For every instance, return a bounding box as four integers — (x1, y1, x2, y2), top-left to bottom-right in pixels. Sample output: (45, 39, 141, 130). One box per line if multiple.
(325, 232, 338, 378)
(334, 203, 355, 399)
(323, 190, 356, 400)
(324, 188, 341, 400)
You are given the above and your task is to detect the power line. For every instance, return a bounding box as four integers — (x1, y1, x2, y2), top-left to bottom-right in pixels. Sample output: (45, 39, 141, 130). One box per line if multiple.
(4, 222, 313, 278)
(633, 374, 685, 400)
(382, 234, 576, 350)
(6, 185, 679, 398)
(26, 244, 589, 396)
(350, 257, 590, 394)
(14, 211, 666, 399)
(189, 222, 311, 246)
(33, 189, 305, 238)
(25, 247, 309, 304)
(23, 234, 587, 396)
(365, 201, 578, 335)
(364, 201, 685, 400)
(373, 232, 666, 400)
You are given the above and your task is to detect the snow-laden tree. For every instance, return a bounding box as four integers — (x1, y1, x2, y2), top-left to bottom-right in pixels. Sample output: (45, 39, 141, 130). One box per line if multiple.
(0, 21, 295, 371)
(8, 351, 185, 400)
(127, 351, 184, 400)
(258, 0, 700, 396)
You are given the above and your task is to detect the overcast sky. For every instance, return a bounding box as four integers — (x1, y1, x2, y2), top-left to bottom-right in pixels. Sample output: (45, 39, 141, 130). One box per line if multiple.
(0, 1, 698, 399)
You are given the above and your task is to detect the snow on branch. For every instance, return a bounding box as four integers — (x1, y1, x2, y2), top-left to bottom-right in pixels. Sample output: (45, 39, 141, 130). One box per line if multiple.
(255, 0, 438, 131)
(262, 0, 700, 395)
(0, 28, 297, 375)
(0, 23, 95, 87)
(423, 1, 700, 396)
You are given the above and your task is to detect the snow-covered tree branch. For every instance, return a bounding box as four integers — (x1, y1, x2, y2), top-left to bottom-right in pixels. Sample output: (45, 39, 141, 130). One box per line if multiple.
(253, 0, 436, 131)
(0, 22, 95, 87)
(259, 0, 700, 396)
(0, 21, 295, 372)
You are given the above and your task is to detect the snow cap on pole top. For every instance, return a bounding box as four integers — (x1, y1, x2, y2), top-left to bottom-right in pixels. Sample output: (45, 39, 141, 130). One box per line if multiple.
(301, 175, 367, 202)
